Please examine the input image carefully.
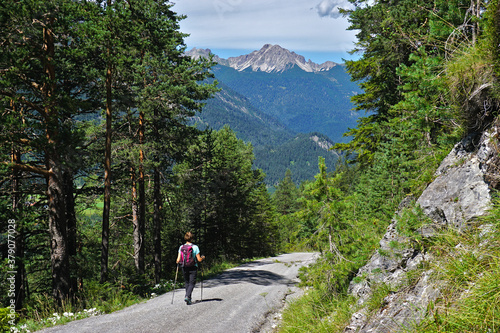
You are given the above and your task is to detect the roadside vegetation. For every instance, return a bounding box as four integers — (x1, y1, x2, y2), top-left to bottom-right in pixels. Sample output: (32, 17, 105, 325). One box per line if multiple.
(274, 0, 500, 332)
(414, 200, 500, 332)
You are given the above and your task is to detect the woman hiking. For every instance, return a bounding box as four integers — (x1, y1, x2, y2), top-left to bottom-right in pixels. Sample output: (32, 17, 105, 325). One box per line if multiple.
(176, 232, 205, 305)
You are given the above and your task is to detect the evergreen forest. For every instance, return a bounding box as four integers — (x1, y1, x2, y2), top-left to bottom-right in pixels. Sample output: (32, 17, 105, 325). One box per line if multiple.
(2, 0, 500, 332)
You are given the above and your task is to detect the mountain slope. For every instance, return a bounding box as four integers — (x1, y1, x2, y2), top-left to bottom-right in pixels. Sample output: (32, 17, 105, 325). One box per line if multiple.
(187, 44, 361, 143)
(194, 80, 294, 147)
(212, 63, 359, 143)
(198, 82, 340, 185)
(254, 132, 340, 186)
(187, 45, 360, 185)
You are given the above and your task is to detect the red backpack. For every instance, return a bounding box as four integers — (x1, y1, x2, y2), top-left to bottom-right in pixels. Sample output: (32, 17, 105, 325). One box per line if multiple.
(180, 244, 195, 267)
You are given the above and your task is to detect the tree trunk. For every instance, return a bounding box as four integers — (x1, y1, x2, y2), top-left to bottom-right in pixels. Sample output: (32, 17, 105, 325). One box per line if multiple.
(137, 111, 146, 274)
(153, 106, 162, 283)
(153, 166, 162, 284)
(101, 48, 112, 284)
(47, 158, 71, 303)
(131, 167, 141, 271)
(43, 21, 71, 304)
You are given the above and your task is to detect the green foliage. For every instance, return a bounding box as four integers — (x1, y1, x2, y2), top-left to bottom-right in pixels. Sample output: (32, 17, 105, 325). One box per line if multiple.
(278, 1, 500, 331)
(275, 157, 390, 298)
(0, 307, 16, 331)
(172, 126, 278, 262)
(340, 0, 477, 167)
(445, 44, 496, 132)
(272, 169, 301, 216)
(395, 205, 434, 238)
(364, 282, 393, 313)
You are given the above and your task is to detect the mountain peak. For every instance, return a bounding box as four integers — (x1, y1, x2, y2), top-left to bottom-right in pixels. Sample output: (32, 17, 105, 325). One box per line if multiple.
(227, 44, 337, 73)
(184, 47, 227, 65)
(186, 44, 338, 73)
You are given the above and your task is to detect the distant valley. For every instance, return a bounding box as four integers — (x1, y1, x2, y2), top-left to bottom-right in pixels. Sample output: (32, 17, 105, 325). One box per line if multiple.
(188, 44, 362, 186)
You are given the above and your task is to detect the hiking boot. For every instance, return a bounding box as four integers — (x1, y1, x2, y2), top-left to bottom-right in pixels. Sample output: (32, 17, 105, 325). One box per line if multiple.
(184, 297, 192, 305)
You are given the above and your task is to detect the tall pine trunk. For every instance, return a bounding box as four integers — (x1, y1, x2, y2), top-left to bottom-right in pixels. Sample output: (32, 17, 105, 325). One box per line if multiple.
(101, 47, 113, 284)
(152, 105, 162, 283)
(137, 111, 146, 274)
(131, 167, 141, 271)
(47, 159, 70, 303)
(153, 167, 161, 283)
(43, 21, 71, 304)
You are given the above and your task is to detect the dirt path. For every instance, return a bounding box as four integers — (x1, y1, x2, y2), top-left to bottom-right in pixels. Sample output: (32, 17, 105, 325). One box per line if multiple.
(36, 252, 318, 333)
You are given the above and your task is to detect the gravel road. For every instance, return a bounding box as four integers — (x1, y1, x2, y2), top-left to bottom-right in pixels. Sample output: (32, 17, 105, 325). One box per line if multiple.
(36, 252, 318, 333)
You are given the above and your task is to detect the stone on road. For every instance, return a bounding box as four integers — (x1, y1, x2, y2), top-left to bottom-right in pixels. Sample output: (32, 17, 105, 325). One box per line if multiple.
(36, 252, 318, 333)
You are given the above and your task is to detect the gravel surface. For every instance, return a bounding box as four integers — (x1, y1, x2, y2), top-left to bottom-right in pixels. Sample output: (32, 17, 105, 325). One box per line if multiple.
(36, 252, 318, 333)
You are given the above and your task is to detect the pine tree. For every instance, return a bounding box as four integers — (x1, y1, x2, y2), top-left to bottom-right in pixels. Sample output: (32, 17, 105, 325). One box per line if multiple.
(272, 169, 301, 216)
(175, 127, 277, 260)
(0, 0, 100, 303)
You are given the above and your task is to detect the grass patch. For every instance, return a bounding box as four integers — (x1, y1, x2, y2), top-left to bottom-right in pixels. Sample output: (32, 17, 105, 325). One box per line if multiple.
(414, 198, 500, 332)
(278, 289, 356, 333)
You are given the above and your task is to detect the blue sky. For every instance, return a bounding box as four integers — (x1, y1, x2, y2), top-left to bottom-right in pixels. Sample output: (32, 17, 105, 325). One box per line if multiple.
(171, 0, 359, 64)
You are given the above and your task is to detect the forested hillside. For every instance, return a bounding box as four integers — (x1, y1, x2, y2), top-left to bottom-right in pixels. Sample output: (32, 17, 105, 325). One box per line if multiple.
(195, 81, 341, 185)
(210, 62, 361, 144)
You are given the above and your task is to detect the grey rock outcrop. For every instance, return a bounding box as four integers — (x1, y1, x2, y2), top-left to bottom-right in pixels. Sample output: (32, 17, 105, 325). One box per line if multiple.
(416, 131, 496, 229)
(344, 125, 499, 332)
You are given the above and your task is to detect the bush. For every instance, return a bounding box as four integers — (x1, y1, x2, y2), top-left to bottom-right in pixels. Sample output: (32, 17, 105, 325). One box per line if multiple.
(0, 307, 16, 331)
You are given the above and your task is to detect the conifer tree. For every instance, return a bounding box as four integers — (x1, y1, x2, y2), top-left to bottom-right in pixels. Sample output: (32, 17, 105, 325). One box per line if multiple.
(0, 0, 99, 302)
(175, 127, 277, 260)
(272, 169, 301, 216)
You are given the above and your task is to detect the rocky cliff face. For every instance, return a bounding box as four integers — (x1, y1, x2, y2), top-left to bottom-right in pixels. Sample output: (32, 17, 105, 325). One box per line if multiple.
(186, 44, 338, 73)
(344, 123, 500, 332)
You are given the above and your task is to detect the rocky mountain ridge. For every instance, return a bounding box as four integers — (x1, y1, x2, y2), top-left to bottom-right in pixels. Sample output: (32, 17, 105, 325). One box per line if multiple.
(186, 44, 338, 73)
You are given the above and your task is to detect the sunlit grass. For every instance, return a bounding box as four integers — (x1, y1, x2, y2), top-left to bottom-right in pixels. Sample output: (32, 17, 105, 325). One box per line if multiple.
(278, 289, 356, 333)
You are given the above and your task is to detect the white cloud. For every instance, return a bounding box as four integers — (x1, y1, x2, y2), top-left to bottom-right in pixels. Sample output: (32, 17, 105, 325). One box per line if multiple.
(316, 0, 354, 19)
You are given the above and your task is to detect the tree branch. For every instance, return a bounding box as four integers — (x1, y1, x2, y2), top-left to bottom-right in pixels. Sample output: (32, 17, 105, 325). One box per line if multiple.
(2, 161, 51, 177)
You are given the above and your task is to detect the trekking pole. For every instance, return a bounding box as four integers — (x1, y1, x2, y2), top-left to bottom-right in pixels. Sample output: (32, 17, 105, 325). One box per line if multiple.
(200, 261, 203, 301)
(171, 264, 179, 304)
